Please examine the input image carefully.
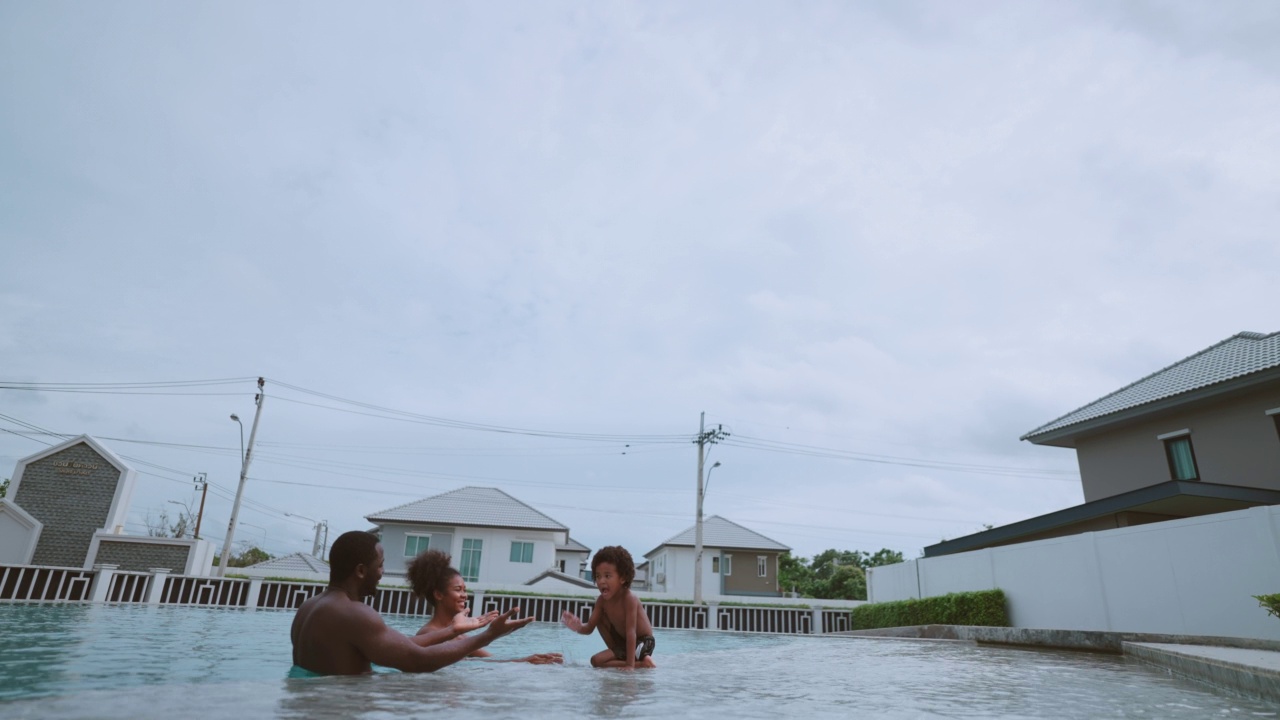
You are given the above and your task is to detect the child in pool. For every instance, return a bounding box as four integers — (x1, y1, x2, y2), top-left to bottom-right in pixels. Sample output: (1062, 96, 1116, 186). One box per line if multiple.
(561, 545, 656, 668)
(407, 549, 562, 665)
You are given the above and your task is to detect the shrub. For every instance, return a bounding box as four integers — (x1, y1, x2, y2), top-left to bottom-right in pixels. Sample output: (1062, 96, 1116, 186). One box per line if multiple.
(850, 589, 1009, 630)
(1255, 593, 1280, 619)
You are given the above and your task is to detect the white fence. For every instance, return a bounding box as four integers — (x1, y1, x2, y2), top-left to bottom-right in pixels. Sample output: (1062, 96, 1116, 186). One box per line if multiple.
(0, 563, 853, 636)
(867, 504, 1280, 640)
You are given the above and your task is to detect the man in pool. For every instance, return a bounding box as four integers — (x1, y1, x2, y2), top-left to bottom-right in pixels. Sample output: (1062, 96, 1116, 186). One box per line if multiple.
(561, 545, 656, 668)
(291, 530, 533, 675)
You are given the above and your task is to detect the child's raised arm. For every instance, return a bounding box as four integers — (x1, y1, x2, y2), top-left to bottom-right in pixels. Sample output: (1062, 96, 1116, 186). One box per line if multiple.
(561, 609, 597, 635)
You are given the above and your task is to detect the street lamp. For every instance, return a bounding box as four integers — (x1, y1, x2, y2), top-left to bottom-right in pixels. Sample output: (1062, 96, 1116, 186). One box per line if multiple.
(704, 461, 721, 498)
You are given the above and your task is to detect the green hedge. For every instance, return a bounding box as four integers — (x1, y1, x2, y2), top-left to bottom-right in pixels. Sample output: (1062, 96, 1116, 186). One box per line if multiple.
(850, 589, 1009, 630)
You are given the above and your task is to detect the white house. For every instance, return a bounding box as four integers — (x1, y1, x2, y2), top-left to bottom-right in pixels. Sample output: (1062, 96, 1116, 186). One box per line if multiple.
(366, 486, 571, 585)
(644, 516, 790, 600)
(554, 535, 591, 577)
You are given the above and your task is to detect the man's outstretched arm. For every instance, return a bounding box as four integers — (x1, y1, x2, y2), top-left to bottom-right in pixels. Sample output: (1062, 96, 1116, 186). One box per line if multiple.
(359, 608, 533, 673)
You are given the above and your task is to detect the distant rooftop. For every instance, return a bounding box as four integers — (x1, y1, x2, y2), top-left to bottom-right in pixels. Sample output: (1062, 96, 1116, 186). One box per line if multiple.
(646, 515, 789, 557)
(1022, 331, 1280, 443)
(243, 552, 329, 575)
(367, 486, 568, 532)
(560, 536, 590, 552)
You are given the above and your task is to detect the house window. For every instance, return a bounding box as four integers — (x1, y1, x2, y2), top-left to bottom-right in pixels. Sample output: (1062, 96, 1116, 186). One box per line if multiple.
(404, 534, 430, 557)
(510, 541, 534, 563)
(722, 554, 732, 577)
(711, 556, 719, 574)
(1159, 431, 1199, 481)
(758, 555, 768, 578)
(460, 539, 483, 582)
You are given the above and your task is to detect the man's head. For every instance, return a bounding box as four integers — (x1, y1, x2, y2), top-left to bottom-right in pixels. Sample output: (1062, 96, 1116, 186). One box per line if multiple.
(591, 545, 635, 589)
(329, 530, 383, 595)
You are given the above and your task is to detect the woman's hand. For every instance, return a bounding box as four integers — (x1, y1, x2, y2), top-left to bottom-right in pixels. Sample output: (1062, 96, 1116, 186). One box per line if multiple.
(452, 608, 500, 635)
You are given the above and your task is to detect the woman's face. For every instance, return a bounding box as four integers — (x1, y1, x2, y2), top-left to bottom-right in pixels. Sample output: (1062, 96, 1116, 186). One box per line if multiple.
(433, 572, 468, 616)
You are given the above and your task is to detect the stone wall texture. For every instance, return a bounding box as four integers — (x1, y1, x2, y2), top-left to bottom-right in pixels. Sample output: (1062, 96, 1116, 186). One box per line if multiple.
(95, 540, 190, 573)
(14, 443, 121, 568)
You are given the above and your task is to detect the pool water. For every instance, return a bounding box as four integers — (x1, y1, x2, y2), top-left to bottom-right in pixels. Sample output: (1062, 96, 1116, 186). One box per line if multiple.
(1, 604, 1277, 719)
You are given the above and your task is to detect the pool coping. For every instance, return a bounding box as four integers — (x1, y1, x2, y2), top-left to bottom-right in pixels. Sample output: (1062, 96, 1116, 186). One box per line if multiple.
(834, 625, 1280, 704)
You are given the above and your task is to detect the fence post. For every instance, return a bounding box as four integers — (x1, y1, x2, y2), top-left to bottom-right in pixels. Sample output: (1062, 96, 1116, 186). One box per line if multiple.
(474, 590, 487, 614)
(246, 578, 263, 610)
(145, 568, 171, 605)
(89, 564, 118, 603)
(811, 606, 823, 634)
(707, 602, 720, 631)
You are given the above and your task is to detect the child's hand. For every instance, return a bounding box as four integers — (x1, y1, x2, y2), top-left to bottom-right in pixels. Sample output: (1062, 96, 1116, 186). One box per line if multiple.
(523, 653, 564, 665)
(561, 610, 583, 632)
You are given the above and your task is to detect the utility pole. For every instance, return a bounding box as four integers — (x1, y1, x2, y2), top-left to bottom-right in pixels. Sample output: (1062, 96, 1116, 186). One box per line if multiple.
(193, 472, 208, 540)
(692, 411, 729, 606)
(312, 520, 329, 560)
(219, 377, 266, 577)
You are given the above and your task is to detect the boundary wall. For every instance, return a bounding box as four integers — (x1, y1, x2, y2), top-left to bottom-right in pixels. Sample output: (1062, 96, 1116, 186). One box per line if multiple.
(866, 504, 1280, 641)
(0, 563, 853, 636)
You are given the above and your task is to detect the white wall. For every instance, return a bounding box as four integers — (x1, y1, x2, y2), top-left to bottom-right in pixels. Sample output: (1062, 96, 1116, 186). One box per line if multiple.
(867, 504, 1280, 640)
(443, 528, 561, 585)
(647, 546, 731, 599)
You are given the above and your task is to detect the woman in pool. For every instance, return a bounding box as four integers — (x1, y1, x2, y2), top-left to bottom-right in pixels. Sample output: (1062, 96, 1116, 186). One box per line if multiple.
(407, 549, 563, 665)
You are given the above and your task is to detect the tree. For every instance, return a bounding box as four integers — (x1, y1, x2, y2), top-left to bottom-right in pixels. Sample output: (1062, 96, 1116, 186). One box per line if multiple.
(212, 546, 273, 568)
(778, 552, 814, 596)
(144, 508, 193, 539)
(783, 547, 905, 601)
(0, 478, 8, 499)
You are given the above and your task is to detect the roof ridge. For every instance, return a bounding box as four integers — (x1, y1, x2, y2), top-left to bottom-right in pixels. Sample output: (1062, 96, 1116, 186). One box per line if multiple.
(1021, 331, 1278, 440)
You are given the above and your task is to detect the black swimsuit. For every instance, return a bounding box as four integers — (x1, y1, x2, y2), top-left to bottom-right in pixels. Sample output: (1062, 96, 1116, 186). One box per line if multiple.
(602, 621, 656, 661)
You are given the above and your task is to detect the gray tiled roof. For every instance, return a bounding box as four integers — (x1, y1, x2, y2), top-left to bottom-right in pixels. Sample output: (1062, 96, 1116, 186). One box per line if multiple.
(1022, 331, 1280, 441)
(560, 536, 590, 552)
(367, 486, 568, 532)
(647, 515, 790, 556)
(245, 552, 329, 574)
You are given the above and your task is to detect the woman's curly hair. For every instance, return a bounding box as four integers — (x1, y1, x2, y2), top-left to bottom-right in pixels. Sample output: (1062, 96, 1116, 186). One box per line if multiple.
(591, 545, 636, 588)
(406, 549, 459, 609)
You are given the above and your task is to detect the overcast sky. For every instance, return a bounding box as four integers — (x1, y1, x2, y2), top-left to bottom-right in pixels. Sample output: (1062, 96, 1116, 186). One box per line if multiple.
(2, 2, 1278, 567)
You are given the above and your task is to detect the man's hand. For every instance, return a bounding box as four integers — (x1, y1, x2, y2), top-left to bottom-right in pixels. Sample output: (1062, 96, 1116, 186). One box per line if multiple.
(485, 608, 534, 639)
(561, 610, 584, 633)
(452, 609, 499, 635)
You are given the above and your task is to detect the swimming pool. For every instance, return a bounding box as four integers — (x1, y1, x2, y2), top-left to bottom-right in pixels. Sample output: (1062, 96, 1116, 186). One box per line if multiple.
(1, 604, 1276, 718)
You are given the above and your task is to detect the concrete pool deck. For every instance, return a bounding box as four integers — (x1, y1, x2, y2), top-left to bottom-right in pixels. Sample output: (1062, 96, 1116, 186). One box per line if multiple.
(836, 625, 1280, 704)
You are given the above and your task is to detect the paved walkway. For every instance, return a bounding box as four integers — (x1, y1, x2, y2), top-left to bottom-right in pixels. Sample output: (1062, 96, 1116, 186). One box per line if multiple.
(1124, 642, 1280, 704)
(840, 625, 1280, 703)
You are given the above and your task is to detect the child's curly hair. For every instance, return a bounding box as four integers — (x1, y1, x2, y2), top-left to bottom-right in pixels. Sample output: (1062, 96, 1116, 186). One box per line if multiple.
(591, 545, 636, 588)
(405, 549, 459, 609)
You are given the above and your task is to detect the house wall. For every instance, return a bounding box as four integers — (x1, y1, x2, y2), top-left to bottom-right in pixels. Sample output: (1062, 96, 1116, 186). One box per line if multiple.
(377, 523, 455, 576)
(554, 549, 589, 576)
(867, 504, 1280, 640)
(721, 551, 782, 596)
(1075, 384, 1280, 502)
(12, 443, 122, 568)
(647, 547, 783, 599)
(377, 523, 561, 584)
